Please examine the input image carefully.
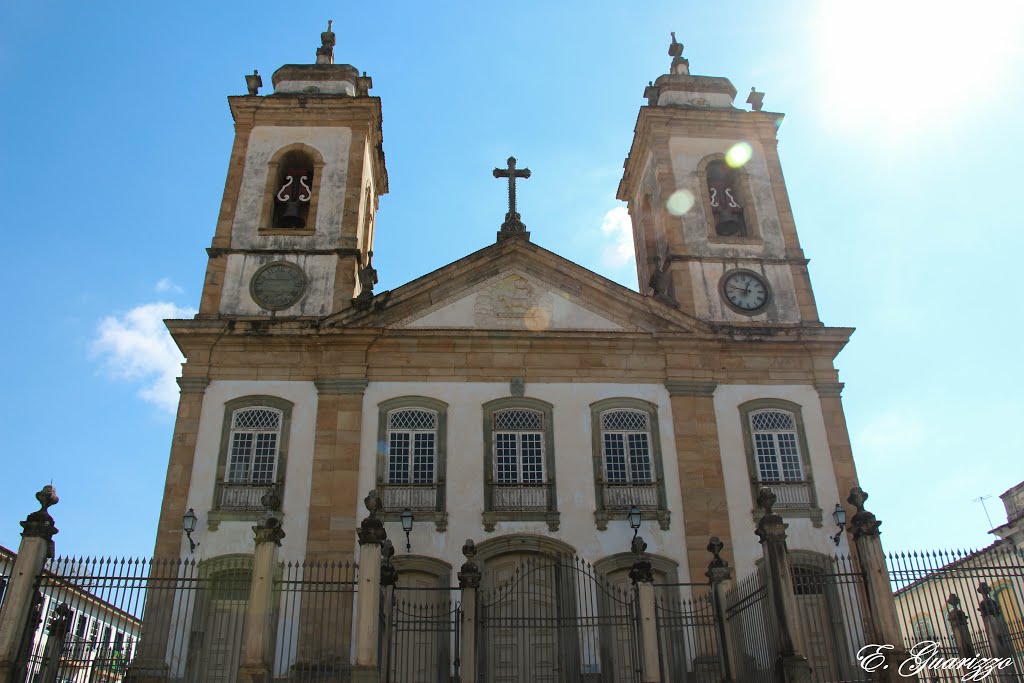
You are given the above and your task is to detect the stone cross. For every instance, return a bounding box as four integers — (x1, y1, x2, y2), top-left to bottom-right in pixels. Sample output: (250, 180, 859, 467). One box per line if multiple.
(492, 156, 531, 236)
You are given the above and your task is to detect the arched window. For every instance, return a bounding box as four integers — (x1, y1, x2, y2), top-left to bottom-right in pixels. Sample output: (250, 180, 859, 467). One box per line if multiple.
(212, 396, 293, 520)
(482, 398, 559, 532)
(590, 399, 669, 530)
(376, 397, 449, 531)
(740, 400, 822, 525)
(271, 150, 315, 229)
(911, 616, 936, 640)
(705, 159, 747, 237)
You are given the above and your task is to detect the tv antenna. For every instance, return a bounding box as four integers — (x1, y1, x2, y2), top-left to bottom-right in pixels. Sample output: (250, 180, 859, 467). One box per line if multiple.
(973, 495, 995, 528)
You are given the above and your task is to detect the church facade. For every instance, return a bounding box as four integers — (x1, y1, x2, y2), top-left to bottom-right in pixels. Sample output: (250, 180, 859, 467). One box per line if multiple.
(152, 26, 860, 606)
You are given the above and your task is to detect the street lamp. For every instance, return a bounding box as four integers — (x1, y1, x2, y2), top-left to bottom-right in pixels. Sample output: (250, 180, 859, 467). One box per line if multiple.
(627, 505, 642, 540)
(831, 503, 847, 546)
(182, 508, 200, 553)
(401, 508, 414, 553)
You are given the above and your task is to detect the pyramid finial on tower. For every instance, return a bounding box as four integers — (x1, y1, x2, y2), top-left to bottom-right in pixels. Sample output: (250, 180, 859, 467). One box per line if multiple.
(316, 20, 336, 64)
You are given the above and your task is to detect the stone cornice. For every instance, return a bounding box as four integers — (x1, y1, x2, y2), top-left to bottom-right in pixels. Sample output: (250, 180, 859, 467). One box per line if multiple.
(315, 379, 368, 395)
(176, 377, 210, 394)
(665, 380, 718, 397)
(815, 382, 845, 398)
(206, 247, 361, 258)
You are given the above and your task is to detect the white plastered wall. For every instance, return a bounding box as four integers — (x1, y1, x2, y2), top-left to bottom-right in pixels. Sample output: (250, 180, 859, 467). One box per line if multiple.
(357, 382, 693, 582)
(181, 381, 318, 562)
(713, 384, 849, 579)
(219, 253, 337, 317)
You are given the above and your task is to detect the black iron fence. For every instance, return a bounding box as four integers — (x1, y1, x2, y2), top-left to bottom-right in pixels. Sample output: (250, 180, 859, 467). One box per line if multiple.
(274, 559, 358, 681)
(789, 554, 871, 683)
(380, 586, 460, 683)
(654, 583, 720, 683)
(477, 554, 641, 683)
(725, 567, 777, 683)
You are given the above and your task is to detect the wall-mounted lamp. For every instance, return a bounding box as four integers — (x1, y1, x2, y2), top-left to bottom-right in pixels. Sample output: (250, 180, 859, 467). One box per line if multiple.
(628, 505, 642, 541)
(401, 508, 414, 553)
(831, 503, 847, 546)
(182, 508, 200, 554)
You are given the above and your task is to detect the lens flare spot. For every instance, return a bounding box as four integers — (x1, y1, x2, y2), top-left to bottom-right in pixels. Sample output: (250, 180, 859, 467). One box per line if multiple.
(524, 306, 552, 332)
(666, 190, 695, 216)
(725, 142, 753, 168)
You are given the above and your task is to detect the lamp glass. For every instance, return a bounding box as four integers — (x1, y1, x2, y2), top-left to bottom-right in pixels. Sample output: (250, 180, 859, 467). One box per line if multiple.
(628, 505, 642, 530)
(832, 504, 846, 526)
(401, 508, 414, 532)
(183, 508, 198, 533)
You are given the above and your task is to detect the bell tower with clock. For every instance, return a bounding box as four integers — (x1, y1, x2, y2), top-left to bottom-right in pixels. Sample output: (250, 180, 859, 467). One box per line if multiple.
(618, 34, 820, 326)
(197, 21, 388, 320)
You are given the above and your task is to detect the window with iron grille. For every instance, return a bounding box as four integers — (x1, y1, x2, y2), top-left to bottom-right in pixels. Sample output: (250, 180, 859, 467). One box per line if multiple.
(386, 409, 437, 484)
(601, 409, 653, 484)
(493, 409, 545, 484)
(227, 407, 282, 485)
(750, 409, 803, 483)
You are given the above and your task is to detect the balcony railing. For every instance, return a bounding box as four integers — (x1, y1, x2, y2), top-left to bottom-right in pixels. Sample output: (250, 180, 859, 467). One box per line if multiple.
(492, 484, 549, 510)
(380, 485, 437, 510)
(758, 480, 812, 508)
(217, 482, 277, 511)
(602, 483, 659, 509)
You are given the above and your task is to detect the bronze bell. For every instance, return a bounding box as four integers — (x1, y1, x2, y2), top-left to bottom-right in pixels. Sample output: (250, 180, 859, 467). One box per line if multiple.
(278, 200, 305, 229)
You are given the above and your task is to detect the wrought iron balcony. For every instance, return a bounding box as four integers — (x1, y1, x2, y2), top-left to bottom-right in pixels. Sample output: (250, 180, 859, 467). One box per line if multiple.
(216, 482, 278, 511)
(380, 484, 438, 511)
(602, 483, 659, 509)
(492, 483, 549, 510)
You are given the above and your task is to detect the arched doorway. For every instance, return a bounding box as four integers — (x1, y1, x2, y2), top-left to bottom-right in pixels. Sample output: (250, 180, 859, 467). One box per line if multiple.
(382, 555, 455, 683)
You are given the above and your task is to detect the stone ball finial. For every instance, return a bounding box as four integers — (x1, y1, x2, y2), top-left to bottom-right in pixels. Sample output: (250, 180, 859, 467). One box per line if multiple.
(756, 488, 777, 515)
(382, 538, 395, 562)
(977, 581, 991, 598)
(847, 486, 869, 513)
(707, 536, 724, 561)
(36, 485, 59, 511)
(631, 534, 648, 556)
(462, 539, 477, 560)
(260, 484, 282, 512)
(947, 593, 961, 609)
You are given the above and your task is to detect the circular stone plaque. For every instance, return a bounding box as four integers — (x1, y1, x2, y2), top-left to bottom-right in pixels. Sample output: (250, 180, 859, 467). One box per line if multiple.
(249, 261, 308, 311)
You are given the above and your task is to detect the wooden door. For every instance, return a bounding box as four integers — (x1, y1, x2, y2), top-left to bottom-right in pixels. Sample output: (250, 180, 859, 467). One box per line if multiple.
(390, 571, 451, 683)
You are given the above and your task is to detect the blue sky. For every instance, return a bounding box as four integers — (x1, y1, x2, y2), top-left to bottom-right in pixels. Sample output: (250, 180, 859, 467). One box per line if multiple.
(0, 1, 1021, 558)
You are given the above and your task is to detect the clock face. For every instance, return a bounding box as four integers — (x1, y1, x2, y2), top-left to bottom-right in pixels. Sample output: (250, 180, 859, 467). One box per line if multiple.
(250, 261, 307, 311)
(721, 270, 770, 313)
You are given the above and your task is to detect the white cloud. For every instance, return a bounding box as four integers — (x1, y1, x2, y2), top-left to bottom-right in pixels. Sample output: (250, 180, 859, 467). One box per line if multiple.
(92, 302, 196, 414)
(155, 277, 184, 294)
(599, 206, 634, 269)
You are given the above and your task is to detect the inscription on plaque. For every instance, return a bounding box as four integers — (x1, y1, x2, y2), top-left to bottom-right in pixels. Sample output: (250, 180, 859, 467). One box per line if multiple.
(250, 261, 307, 311)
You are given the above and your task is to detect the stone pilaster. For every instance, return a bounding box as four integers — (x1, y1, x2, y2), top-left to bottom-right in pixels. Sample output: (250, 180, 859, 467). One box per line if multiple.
(754, 489, 811, 683)
(307, 379, 368, 561)
(815, 383, 861, 519)
(629, 536, 661, 683)
(665, 380, 732, 584)
(153, 377, 209, 559)
(0, 486, 59, 683)
(706, 537, 736, 683)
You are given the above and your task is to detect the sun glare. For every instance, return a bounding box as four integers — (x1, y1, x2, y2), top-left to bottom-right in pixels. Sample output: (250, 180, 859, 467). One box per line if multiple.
(814, 0, 1023, 135)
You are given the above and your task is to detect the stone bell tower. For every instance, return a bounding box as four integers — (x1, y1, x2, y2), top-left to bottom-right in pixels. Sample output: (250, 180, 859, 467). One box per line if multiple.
(198, 21, 388, 319)
(618, 34, 819, 325)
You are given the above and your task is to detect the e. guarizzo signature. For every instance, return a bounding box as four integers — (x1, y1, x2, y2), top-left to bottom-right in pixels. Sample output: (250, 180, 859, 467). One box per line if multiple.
(858, 642, 1016, 681)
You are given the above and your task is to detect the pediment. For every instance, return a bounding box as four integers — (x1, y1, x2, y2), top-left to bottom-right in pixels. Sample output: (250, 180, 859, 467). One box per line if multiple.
(395, 268, 636, 331)
(329, 238, 703, 334)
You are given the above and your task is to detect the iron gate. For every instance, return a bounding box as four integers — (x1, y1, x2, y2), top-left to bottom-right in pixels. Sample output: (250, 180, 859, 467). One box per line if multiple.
(478, 555, 641, 683)
(380, 586, 461, 683)
(654, 583, 721, 682)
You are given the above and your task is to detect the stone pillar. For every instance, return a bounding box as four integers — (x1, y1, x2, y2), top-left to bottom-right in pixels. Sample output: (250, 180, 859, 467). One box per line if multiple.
(457, 540, 481, 683)
(946, 594, 976, 657)
(379, 540, 397, 681)
(665, 381, 733, 586)
(629, 536, 661, 683)
(754, 489, 811, 683)
(977, 582, 1018, 680)
(846, 487, 912, 682)
(0, 485, 59, 683)
(238, 491, 286, 683)
(352, 491, 387, 683)
(706, 537, 736, 683)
